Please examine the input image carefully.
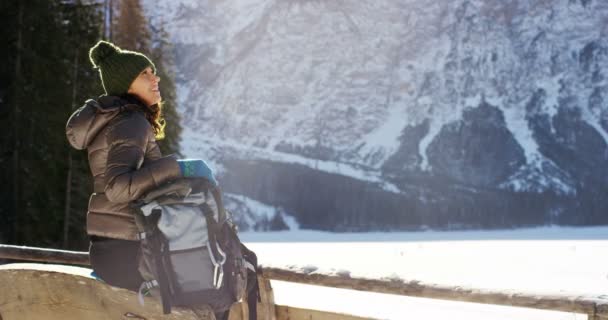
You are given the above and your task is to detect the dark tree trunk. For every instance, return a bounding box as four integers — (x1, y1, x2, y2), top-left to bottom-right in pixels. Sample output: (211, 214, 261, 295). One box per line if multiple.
(12, 2, 24, 244)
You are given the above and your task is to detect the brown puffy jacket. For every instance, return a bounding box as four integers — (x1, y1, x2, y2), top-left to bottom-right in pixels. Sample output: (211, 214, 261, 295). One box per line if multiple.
(66, 96, 181, 240)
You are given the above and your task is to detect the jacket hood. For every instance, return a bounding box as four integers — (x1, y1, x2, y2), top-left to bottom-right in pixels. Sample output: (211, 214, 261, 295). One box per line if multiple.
(66, 95, 137, 150)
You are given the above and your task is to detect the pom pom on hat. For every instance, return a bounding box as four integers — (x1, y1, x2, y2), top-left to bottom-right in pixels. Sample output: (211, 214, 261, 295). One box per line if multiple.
(88, 40, 156, 96)
(89, 41, 120, 68)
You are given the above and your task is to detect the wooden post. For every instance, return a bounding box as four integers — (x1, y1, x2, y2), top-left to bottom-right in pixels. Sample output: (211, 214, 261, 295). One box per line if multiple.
(227, 301, 248, 320)
(240, 300, 249, 320)
(227, 274, 276, 320)
(595, 303, 608, 320)
(257, 274, 277, 320)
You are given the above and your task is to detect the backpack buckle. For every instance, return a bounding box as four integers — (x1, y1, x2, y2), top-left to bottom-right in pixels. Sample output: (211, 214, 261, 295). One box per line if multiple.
(207, 241, 227, 289)
(213, 265, 224, 289)
(137, 280, 159, 306)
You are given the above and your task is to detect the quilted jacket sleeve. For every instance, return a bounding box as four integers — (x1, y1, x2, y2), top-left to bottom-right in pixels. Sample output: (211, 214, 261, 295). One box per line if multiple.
(103, 112, 181, 203)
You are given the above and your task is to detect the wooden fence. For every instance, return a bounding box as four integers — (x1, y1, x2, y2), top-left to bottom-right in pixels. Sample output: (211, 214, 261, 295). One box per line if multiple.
(0, 244, 606, 320)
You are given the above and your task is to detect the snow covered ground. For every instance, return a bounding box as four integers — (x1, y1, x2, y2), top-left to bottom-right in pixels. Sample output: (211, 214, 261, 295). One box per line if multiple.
(2, 226, 604, 319)
(240, 226, 608, 320)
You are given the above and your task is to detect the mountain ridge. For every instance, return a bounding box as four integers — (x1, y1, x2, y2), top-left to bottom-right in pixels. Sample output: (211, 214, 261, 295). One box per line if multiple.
(144, 0, 608, 230)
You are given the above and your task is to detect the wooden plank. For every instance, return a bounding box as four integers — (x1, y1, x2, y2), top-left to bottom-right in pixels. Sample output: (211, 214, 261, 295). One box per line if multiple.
(0, 244, 89, 266)
(0, 263, 213, 320)
(2, 245, 607, 319)
(275, 305, 377, 320)
(263, 267, 608, 318)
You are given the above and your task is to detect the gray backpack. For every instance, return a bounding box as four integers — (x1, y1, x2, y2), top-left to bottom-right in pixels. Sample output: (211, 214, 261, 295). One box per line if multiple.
(133, 179, 259, 318)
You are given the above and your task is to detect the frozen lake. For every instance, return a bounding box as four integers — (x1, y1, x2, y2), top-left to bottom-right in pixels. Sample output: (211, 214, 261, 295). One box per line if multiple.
(240, 226, 608, 320)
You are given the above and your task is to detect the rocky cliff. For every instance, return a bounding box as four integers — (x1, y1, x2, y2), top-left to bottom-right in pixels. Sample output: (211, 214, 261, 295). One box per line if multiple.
(144, 0, 608, 230)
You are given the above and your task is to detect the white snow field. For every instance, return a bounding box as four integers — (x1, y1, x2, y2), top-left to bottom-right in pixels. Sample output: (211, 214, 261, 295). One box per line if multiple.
(240, 226, 608, 320)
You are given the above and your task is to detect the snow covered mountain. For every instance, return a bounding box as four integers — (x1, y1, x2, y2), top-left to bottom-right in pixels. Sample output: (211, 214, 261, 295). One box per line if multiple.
(144, 0, 608, 230)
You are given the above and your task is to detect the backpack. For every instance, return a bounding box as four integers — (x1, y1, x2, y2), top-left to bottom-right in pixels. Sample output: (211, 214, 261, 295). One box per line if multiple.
(132, 179, 259, 319)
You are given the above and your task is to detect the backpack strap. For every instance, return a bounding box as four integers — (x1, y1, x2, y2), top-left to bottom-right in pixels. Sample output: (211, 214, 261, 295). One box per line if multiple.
(240, 243, 260, 320)
(210, 186, 227, 222)
(201, 203, 227, 289)
(204, 190, 260, 320)
(148, 209, 173, 314)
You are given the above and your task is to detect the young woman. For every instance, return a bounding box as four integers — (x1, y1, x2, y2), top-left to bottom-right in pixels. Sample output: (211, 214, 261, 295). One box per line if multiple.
(66, 41, 217, 291)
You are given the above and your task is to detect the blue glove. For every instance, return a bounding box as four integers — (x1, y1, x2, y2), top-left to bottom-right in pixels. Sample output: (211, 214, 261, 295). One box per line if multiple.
(177, 159, 218, 186)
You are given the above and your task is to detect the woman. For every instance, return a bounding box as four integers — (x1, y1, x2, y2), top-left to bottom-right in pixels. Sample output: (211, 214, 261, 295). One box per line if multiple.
(66, 40, 217, 291)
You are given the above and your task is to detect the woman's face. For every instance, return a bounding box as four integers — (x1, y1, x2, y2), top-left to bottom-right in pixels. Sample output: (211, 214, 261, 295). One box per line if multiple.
(127, 66, 161, 106)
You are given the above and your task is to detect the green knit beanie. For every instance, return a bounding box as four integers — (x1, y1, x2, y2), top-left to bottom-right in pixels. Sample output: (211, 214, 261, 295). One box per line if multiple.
(89, 40, 156, 96)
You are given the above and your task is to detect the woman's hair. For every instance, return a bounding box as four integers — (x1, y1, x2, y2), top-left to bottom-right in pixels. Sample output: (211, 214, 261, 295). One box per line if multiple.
(144, 102, 166, 140)
(121, 94, 166, 140)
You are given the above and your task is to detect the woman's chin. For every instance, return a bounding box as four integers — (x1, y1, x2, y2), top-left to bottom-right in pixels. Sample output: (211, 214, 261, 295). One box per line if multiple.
(147, 94, 161, 106)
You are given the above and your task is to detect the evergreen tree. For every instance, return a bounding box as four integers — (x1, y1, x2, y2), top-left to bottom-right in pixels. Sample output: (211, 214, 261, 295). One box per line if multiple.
(60, 1, 106, 250)
(0, 0, 102, 249)
(151, 21, 182, 156)
(112, 0, 182, 156)
(112, 0, 151, 52)
(0, 0, 180, 249)
(269, 211, 290, 231)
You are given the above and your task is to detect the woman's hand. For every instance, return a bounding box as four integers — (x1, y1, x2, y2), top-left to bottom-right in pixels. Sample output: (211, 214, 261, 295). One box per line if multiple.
(177, 159, 218, 186)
